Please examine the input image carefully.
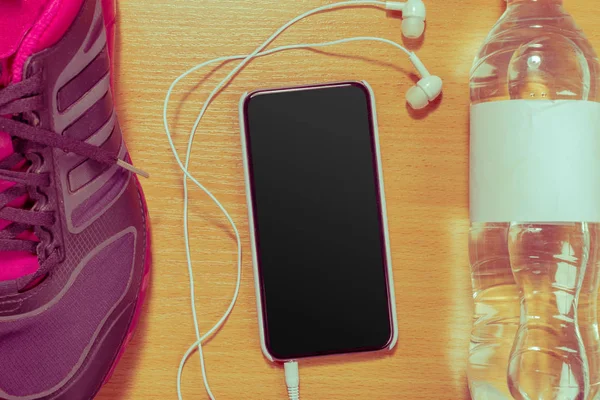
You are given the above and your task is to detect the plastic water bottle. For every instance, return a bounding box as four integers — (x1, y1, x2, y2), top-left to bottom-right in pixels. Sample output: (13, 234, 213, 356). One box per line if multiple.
(468, 0, 600, 398)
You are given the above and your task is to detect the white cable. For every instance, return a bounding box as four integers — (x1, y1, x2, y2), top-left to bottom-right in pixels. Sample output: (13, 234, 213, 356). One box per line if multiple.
(162, 1, 416, 399)
(165, 34, 411, 399)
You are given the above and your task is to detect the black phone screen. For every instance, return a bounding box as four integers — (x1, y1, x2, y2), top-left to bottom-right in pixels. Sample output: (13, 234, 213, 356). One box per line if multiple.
(243, 82, 394, 360)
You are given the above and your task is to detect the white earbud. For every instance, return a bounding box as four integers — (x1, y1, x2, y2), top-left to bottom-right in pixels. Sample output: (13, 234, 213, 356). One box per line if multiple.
(386, 0, 427, 39)
(406, 52, 442, 109)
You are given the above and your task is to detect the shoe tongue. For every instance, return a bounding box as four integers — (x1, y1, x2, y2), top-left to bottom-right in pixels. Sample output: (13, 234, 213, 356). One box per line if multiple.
(0, 59, 10, 88)
(0, 1, 49, 281)
(0, 0, 50, 85)
(0, 1, 50, 59)
(0, 116, 38, 283)
(0, 134, 38, 283)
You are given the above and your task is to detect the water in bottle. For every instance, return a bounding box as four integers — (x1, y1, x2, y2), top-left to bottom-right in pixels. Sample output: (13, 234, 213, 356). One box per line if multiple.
(468, 0, 600, 398)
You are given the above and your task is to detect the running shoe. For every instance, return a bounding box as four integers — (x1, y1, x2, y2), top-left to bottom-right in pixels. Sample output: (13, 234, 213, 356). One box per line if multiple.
(0, 0, 150, 398)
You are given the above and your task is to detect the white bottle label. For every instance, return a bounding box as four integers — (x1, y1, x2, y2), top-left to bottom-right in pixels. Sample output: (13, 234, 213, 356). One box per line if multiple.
(470, 100, 600, 223)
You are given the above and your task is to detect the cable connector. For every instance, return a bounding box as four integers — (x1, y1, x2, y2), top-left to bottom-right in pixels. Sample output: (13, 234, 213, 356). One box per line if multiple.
(284, 361, 300, 400)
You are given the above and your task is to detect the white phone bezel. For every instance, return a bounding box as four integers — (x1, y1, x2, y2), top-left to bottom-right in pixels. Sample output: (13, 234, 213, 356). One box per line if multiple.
(239, 81, 398, 363)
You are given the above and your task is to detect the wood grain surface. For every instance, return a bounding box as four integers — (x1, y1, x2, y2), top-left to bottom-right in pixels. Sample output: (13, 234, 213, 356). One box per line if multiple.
(95, 1, 600, 399)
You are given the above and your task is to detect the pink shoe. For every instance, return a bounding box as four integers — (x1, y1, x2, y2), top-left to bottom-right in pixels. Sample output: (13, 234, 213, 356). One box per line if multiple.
(0, 0, 150, 398)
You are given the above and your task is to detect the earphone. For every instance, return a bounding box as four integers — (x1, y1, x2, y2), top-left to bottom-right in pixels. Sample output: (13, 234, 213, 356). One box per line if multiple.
(386, 0, 427, 39)
(406, 52, 443, 109)
(162, 1, 441, 399)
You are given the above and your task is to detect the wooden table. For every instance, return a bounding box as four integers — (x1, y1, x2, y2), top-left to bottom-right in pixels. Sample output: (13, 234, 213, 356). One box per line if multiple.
(96, 1, 600, 399)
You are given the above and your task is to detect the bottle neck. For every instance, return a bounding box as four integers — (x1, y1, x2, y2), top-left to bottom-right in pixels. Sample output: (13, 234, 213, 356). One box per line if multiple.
(505, 0, 565, 17)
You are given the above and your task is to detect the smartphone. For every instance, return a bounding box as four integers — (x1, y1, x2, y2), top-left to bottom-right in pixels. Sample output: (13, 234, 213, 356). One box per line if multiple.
(239, 81, 398, 362)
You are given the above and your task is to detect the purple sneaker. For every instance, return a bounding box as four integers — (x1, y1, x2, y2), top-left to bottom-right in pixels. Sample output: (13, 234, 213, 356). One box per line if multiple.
(0, 0, 151, 398)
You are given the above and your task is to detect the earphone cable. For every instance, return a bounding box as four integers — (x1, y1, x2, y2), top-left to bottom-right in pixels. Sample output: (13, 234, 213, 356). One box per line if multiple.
(166, 35, 412, 400)
(162, 2, 421, 399)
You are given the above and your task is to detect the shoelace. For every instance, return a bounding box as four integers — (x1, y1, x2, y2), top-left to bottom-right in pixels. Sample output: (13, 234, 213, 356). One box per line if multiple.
(0, 71, 147, 268)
